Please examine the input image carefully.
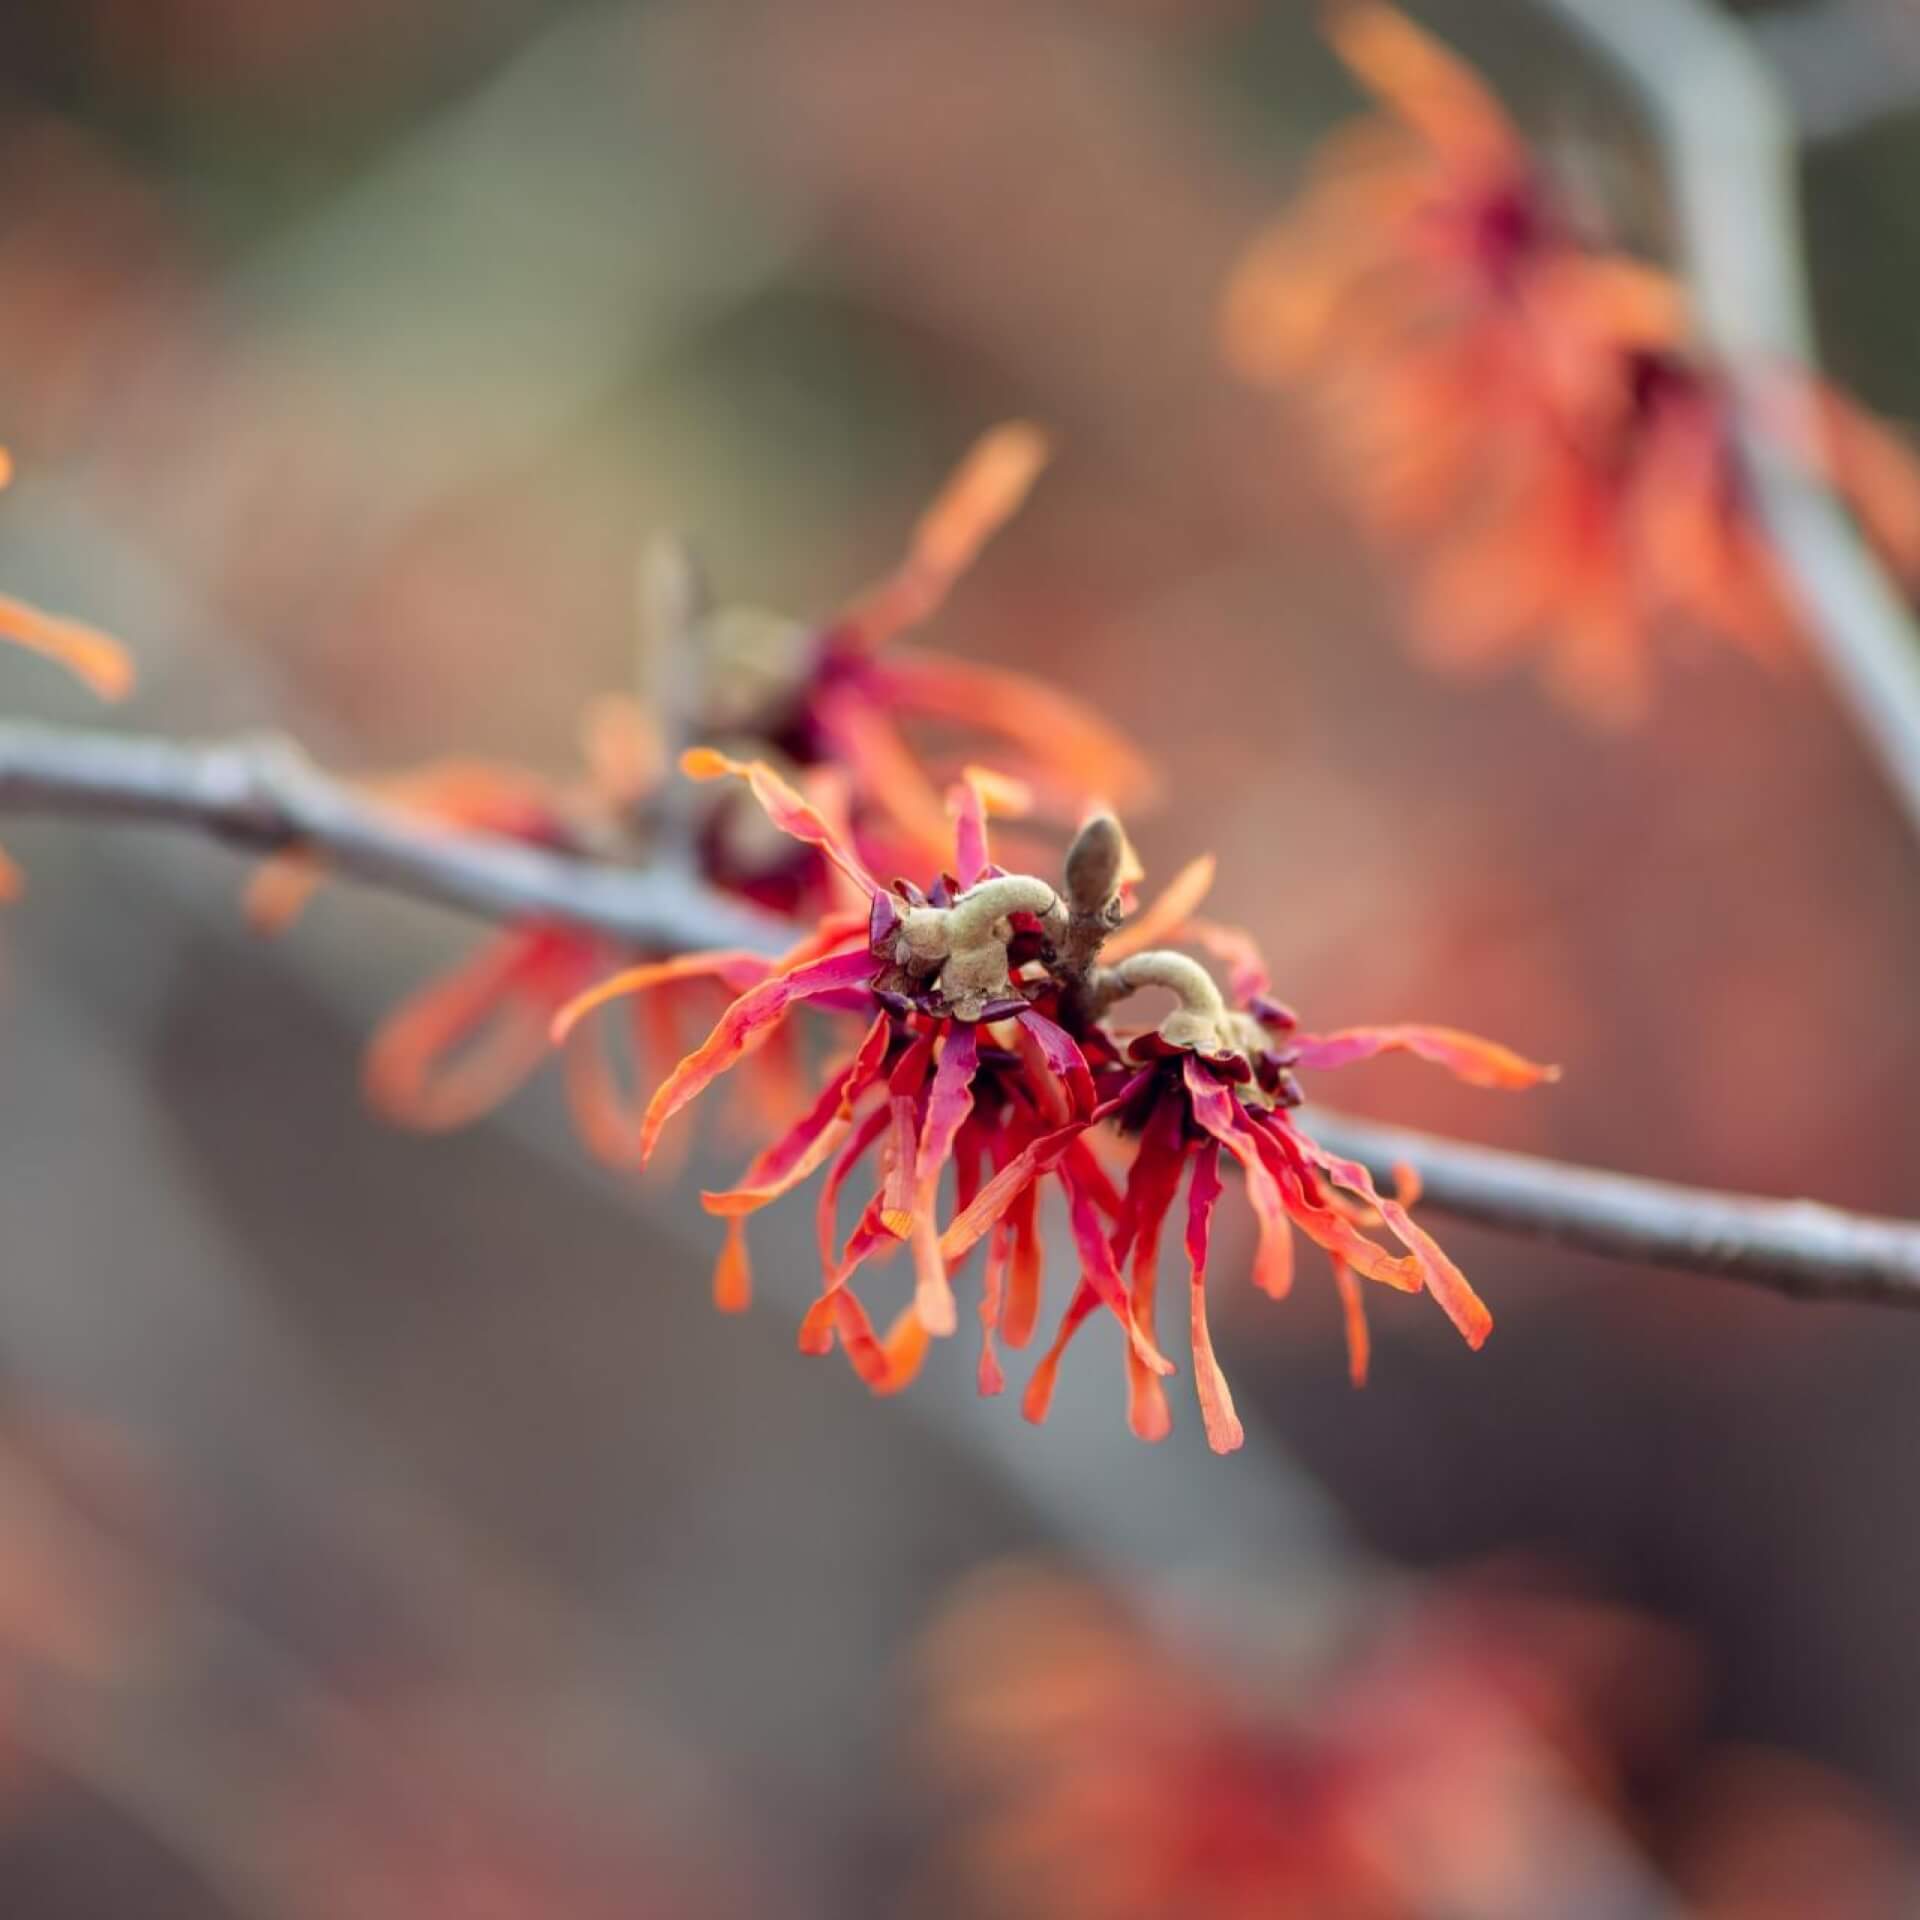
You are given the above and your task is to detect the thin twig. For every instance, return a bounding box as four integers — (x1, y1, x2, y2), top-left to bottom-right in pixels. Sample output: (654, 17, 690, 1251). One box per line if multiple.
(1537, 0, 1920, 848)
(1305, 1110, 1920, 1308)
(2, 715, 1918, 1306)
(0, 720, 787, 954)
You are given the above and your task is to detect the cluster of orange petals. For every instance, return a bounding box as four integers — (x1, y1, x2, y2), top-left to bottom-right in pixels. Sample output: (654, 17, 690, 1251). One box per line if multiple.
(1221, 2, 1920, 724)
(555, 750, 1554, 1454)
(256, 426, 1151, 1164)
(244, 418, 1564, 1454)
(246, 750, 803, 1168)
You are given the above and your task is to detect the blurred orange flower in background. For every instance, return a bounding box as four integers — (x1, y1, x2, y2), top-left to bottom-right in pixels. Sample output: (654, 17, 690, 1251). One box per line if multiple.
(907, 1559, 1909, 1920)
(246, 737, 792, 1170)
(1222, 1, 1920, 724)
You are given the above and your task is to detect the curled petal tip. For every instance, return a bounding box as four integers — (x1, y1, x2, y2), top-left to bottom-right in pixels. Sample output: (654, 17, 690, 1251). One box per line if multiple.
(958, 764, 1034, 816)
(679, 746, 731, 781)
(1128, 1400, 1174, 1445)
(713, 1220, 752, 1314)
(916, 1289, 958, 1338)
(0, 594, 137, 701)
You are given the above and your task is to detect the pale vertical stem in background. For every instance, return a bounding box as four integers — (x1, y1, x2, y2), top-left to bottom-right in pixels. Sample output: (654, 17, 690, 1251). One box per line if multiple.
(1542, 0, 1920, 846)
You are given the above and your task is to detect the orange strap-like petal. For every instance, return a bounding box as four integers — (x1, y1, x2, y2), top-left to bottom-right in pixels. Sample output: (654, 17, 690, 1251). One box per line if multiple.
(561, 1017, 649, 1167)
(1105, 855, 1215, 962)
(702, 1012, 891, 1218)
(834, 422, 1052, 653)
(1002, 1181, 1044, 1352)
(636, 945, 876, 1163)
(1296, 1129, 1492, 1349)
(1183, 1140, 1244, 1455)
(1326, 2, 1520, 172)
(579, 692, 666, 811)
(243, 850, 326, 935)
(363, 933, 555, 1131)
(875, 649, 1158, 814)
(1289, 1023, 1558, 1088)
(0, 592, 133, 701)
(812, 691, 952, 872)
(1182, 1058, 1295, 1300)
(681, 747, 879, 898)
(549, 948, 774, 1045)
(712, 1218, 752, 1314)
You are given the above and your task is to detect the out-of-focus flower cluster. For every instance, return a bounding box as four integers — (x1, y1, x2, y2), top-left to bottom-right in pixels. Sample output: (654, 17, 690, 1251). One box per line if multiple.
(903, 1559, 1914, 1920)
(1221, 2, 1920, 725)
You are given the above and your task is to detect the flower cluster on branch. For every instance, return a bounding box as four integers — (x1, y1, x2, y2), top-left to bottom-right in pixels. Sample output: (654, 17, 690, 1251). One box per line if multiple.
(195, 419, 1566, 1453)
(1221, 1, 1920, 724)
(556, 753, 1553, 1454)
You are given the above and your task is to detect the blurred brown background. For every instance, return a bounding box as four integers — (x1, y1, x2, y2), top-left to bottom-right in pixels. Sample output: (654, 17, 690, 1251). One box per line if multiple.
(0, 0, 1917, 1912)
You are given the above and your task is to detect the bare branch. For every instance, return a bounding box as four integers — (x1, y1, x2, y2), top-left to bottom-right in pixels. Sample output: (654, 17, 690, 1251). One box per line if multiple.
(0, 720, 787, 955)
(2, 714, 1917, 1306)
(1306, 1110, 1920, 1308)
(1540, 0, 1920, 847)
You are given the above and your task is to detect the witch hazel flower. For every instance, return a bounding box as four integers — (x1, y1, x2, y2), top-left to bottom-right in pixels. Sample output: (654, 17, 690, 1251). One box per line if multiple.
(997, 923, 1556, 1453)
(556, 756, 1555, 1454)
(553, 753, 1172, 1377)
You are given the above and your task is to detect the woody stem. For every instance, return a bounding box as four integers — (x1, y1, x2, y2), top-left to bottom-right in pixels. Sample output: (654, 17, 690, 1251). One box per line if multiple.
(2, 715, 1920, 1307)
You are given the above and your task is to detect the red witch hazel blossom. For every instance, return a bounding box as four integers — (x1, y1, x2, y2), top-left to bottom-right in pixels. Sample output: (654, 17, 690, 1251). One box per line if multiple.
(554, 751, 1557, 1456)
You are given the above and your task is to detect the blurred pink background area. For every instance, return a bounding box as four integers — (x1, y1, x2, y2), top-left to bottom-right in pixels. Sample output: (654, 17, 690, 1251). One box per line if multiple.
(0, 0, 1916, 1912)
